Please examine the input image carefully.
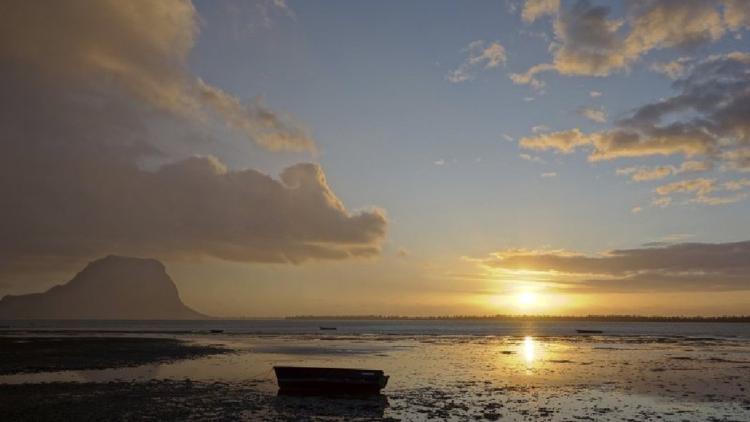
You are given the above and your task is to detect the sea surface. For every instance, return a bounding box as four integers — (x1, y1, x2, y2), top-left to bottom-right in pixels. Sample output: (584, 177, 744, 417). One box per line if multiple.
(3, 318, 750, 338)
(2, 320, 750, 420)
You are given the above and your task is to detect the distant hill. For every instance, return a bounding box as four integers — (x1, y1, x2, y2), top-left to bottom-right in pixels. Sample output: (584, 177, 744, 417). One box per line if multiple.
(0, 255, 206, 319)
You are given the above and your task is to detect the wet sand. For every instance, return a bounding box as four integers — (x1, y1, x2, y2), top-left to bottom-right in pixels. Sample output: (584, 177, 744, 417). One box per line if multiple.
(1, 334, 749, 421)
(0, 336, 228, 375)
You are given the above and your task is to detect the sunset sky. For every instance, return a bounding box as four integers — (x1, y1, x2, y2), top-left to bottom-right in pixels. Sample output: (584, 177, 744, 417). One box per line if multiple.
(2, 0, 750, 317)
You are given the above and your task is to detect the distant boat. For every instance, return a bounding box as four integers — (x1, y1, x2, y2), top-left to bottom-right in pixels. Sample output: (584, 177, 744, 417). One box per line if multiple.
(319, 326, 337, 330)
(576, 329, 604, 334)
(209, 329, 224, 333)
(274, 366, 389, 394)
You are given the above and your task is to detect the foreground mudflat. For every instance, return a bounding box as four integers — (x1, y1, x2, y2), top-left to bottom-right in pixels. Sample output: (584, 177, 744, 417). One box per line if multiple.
(1, 333, 750, 421)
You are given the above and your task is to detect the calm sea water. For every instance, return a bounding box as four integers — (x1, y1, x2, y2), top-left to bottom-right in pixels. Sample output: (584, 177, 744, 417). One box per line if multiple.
(2, 319, 750, 338)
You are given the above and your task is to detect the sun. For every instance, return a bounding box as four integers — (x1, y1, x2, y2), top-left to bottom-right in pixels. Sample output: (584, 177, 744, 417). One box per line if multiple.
(516, 291, 537, 309)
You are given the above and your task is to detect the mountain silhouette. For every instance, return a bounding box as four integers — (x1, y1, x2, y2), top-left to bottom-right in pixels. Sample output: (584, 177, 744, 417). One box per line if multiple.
(0, 255, 206, 319)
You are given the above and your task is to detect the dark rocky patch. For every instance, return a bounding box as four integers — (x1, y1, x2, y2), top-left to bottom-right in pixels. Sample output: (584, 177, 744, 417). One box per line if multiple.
(0, 336, 227, 375)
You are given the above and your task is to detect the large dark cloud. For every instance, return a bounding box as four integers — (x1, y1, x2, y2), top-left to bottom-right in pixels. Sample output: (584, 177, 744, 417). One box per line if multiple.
(0, 0, 387, 281)
(478, 241, 750, 292)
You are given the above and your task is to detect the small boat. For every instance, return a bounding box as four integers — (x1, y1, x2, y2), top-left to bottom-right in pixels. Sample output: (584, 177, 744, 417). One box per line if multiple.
(274, 366, 389, 394)
(209, 329, 224, 333)
(576, 329, 604, 334)
(319, 326, 337, 330)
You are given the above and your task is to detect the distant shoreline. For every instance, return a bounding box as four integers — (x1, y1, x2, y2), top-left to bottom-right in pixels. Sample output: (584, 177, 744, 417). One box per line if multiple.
(284, 315, 750, 322)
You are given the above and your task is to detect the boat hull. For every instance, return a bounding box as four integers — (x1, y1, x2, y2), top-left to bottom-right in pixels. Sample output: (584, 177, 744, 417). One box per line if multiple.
(274, 366, 389, 394)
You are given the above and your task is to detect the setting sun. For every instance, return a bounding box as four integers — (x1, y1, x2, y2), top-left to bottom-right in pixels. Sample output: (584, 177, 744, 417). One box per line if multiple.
(516, 291, 538, 310)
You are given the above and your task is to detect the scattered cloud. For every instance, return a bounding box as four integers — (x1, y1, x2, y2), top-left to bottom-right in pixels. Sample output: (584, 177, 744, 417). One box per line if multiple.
(577, 106, 607, 123)
(616, 161, 712, 182)
(519, 52, 750, 175)
(653, 177, 750, 206)
(651, 196, 673, 208)
(502, 133, 515, 142)
(655, 178, 714, 197)
(722, 148, 750, 172)
(589, 91, 602, 98)
(510, 63, 554, 91)
(631, 206, 643, 213)
(723, 178, 750, 192)
(447, 40, 507, 83)
(521, 0, 560, 23)
(650, 57, 693, 80)
(541, 172, 558, 178)
(476, 240, 750, 292)
(520, 128, 591, 154)
(519, 153, 546, 164)
(647, 233, 695, 245)
(724, 0, 750, 31)
(618, 165, 674, 182)
(512, 0, 733, 87)
(532, 125, 551, 134)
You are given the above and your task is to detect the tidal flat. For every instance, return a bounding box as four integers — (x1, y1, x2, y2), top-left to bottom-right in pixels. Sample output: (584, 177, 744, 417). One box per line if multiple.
(1, 333, 750, 421)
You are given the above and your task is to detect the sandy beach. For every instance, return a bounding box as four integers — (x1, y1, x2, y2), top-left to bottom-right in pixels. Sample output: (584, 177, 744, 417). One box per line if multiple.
(2, 325, 750, 421)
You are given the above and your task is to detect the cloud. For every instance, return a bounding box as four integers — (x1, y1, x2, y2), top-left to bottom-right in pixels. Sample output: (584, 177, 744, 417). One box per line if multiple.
(519, 153, 546, 164)
(616, 161, 712, 182)
(0, 0, 314, 153)
(447, 40, 507, 83)
(476, 240, 750, 292)
(520, 128, 592, 154)
(654, 178, 714, 196)
(653, 177, 750, 205)
(502, 133, 515, 142)
(723, 0, 750, 31)
(577, 106, 607, 123)
(532, 125, 551, 134)
(589, 91, 602, 98)
(722, 148, 750, 172)
(520, 52, 750, 166)
(513, 0, 731, 86)
(510, 63, 554, 90)
(0, 1, 387, 280)
(521, 0, 560, 23)
(723, 178, 750, 192)
(631, 206, 643, 213)
(651, 196, 672, 208)
(617, 165, 674, 181)
(540, 172, 558, 178)
(650, 57, 693, 79)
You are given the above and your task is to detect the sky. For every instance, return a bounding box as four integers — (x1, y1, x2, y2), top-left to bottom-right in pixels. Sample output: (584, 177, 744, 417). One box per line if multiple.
(1, 0, 750, 317)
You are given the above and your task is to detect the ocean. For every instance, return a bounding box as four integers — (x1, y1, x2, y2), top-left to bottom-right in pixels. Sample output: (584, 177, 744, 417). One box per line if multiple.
(3, 318, 750, 338)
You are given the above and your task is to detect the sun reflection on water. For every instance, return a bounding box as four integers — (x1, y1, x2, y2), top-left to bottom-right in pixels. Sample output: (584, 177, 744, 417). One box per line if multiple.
(522, 336, 537, 370)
